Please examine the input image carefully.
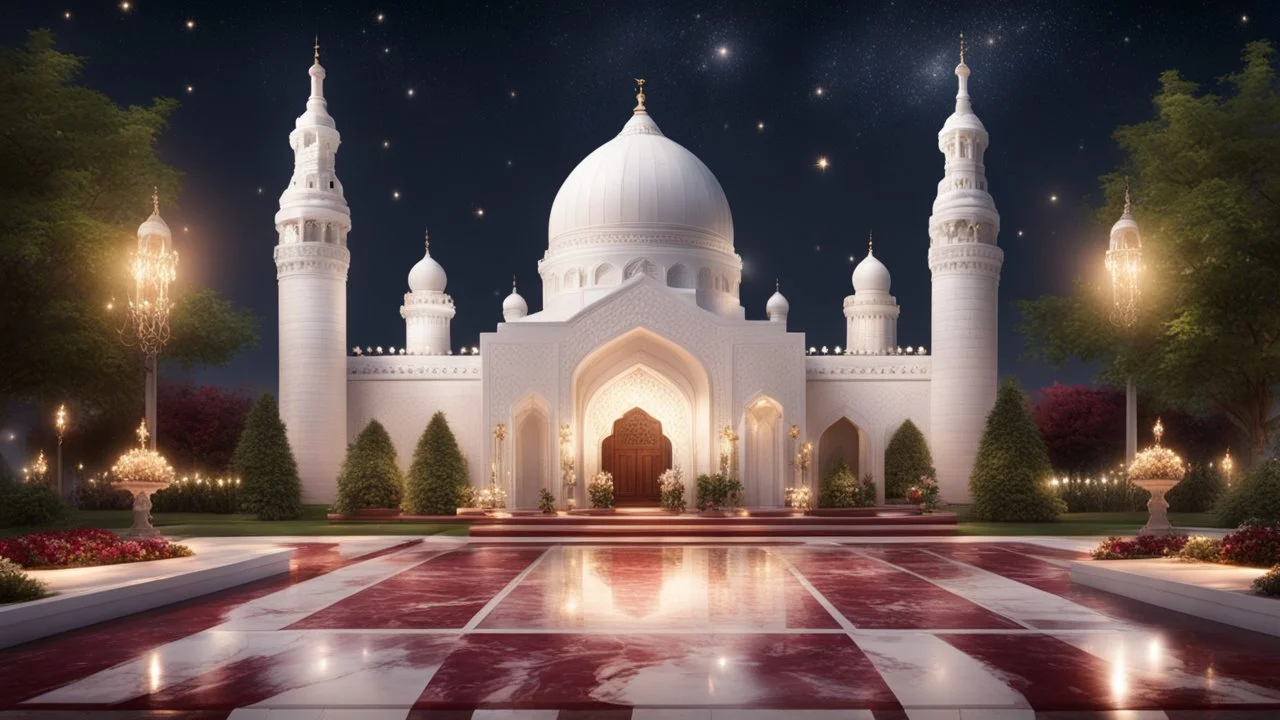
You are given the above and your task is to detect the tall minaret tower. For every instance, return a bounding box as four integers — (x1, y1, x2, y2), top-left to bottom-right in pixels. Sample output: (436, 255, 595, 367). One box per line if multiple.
(274, 41, 351, 503)
(927, 35, 1004, 503)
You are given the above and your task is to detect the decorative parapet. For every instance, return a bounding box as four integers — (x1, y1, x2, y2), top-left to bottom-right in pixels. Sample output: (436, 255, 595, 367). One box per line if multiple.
(348, 355, 482, 380)
(805, 354, 931, 380)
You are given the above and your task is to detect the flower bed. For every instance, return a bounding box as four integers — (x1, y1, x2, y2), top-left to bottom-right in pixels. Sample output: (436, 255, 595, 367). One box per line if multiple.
(0, 558, 45, 604)
(0, 529, 193, 570)
(1219, 522, 1280, 568)
(1254, 566, 1280, 597)
(1091, 534, 1188, 560)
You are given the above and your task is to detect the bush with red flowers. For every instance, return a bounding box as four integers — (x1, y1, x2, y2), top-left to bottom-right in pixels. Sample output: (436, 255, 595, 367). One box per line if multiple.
(1091, 534, 1189, 560)
(0, 528, 193, 569)
(1254, 566, 1280, 597)
(1219, 522, 1280, 568)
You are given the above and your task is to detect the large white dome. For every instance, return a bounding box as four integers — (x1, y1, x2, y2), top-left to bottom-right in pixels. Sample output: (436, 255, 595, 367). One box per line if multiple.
(547, 110, 734, 255)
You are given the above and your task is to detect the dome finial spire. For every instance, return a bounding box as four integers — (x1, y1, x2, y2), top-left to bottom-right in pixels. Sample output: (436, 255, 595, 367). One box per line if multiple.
(868, 230, 874, 253)
(1123, 176, 1132, 217)
(634, 78, 647, 113)
(424, 226, 430, 252)
(512, 274, 518, 292)
(314, 35, 320, 64)
(959, 31, 965, 65)
(151, 186, 159, 215)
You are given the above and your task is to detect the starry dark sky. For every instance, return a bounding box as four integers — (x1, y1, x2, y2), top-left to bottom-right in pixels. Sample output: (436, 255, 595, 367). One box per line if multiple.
(4, 1, 1274, 396)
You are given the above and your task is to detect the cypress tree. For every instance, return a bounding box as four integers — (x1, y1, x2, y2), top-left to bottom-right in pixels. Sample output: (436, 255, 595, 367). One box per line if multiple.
(332, 420, 404, 515)
(969, 381, 1066, 522)
(233, 394, 303, 520)
(884, 419, 935, 499)
(402, 411, 469, 515)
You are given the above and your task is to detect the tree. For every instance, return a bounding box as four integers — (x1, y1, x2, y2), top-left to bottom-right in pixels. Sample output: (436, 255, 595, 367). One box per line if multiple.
(1032, 384, 1126, 472)
(1165, 463, 1227, 513)
(884, 420, 935, 498)
(332, 420, 404, 515)
(157, 382, 253, 473)
(1217, 458, 1280, 527)
(402, 411, 468, 515)
(969, 381, 1067, 522)
(232, 394, 302, 520)
(0, 31, 256, 417)
(1020, 41, 1280, 465)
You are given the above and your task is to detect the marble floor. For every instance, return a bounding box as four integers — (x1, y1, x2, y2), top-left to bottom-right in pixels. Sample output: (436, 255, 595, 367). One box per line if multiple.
(3, 539, 1280, 719)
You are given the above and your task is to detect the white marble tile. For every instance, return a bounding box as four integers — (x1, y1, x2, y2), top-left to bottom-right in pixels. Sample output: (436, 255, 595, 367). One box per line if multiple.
(707, 712, 874, 719)
(319, 710, 412, 720)
(632, 710, 713, 720)
(852, 633, 1030, 710)
(470, 711, 561, 720)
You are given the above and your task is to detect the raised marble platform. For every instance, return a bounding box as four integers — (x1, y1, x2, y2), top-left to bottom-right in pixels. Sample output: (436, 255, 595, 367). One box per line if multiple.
(0, 539, 293, 649)
(1071, 557, 1278, 637)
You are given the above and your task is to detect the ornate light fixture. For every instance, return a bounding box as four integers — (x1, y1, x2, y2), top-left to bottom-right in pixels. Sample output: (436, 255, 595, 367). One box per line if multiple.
(1105, 178, 1143, 465)
(54, 404, 68, 499)
(1221, 449, 1234, 483)
(124, 189, 178, 449)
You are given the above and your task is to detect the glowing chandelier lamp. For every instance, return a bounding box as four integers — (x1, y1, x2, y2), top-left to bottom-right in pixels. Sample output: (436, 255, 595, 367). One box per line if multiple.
(1105, 178, 1143, 465)
(125, 189, 178, 449)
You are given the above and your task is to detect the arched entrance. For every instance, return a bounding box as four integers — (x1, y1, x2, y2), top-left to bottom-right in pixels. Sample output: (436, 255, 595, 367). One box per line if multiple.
(514, 396, 550, 508)
(744, 396, 784, 507)
(818, 417, 864, 480)
(601, 408, 672, 505)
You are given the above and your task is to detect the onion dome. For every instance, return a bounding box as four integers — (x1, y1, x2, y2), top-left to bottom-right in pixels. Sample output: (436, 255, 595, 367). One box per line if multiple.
(1109, 179, 1142, 251)
(408, 228, 447, 293)
(852, 234, 891, 294)
(502, 276, 528, 321)
(766, 279, 789, 320)
(547, 80, 734, 257)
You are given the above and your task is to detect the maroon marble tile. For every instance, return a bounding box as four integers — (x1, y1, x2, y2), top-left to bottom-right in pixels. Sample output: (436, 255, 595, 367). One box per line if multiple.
(942, 633, 1251, 711)
(290, 546, 546, 630)
(775, 548, 1020, 629)
(0, 539, 420, 709)
(479, 546, 838, 630)
(415, 632, 901, 710)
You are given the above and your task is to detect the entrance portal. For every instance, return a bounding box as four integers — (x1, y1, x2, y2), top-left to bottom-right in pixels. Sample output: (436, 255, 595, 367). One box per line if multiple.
(601, 408, 671, 505)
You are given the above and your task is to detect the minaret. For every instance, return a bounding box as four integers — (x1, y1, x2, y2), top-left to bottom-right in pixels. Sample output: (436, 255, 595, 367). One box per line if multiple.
(402, 228, 456, 353)
(845, 233, 900, 354)
(927, 34, 1004, 503)
(273, 40, 351, 503)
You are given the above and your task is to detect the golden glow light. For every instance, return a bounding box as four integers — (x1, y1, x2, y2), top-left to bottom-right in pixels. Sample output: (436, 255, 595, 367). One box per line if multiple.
(1222, 449, 1234, 480)
(816, 156, 829, 172)
(126, 192, 178, 357)
(54, 404, 68, 439)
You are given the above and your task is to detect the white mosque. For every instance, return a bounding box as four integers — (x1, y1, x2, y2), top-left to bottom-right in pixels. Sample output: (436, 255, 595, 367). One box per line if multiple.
(268, 44, 1006, 508)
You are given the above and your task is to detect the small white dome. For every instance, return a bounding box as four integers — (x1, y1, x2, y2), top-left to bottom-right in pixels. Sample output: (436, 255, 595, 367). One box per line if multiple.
(137, 190, 171, 243)
(408, 230, 447, 292)
(766, 286, 789, 317)
(502, 280, 528, 320)
(1110, 189, 1141, 251)
(853, 248, 891, 294)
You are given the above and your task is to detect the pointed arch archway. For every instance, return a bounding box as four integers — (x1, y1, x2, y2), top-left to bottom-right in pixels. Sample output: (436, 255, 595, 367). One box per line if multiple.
(818, 417, 868, 485)
(743, 394, 785, 507)
(513, 394, 551, 509)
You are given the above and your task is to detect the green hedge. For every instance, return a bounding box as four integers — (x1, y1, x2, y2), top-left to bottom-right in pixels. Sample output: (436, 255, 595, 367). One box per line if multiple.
(1166, 463, 1227, 513)
(969, 381, 1066, 522)
(0, 481, 67, 527)
(332, 420, 404, 515)
(402, 411, 468, 515)
(1218, 458, 1280, 527)
(884, 420, 934, 499)
(233, 394, 303, 520)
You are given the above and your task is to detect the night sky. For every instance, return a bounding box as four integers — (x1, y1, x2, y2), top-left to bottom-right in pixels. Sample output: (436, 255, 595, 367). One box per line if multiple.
(4, 1, 1274, 396)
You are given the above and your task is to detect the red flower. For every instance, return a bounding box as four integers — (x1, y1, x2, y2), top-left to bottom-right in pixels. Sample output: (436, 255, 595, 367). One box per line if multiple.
(0, 529, 192, 569)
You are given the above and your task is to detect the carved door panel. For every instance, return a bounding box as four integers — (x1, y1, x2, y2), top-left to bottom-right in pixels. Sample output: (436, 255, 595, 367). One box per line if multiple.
(601, 408, 671, 505)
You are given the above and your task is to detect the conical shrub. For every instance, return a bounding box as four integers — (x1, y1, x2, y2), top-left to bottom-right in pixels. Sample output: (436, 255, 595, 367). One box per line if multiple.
(885, 419, 935, 499)
(232, 394, 303, 520)
(969, 381, 1066, 522)
(402, 411, 469, 515)
(332, 420, 404, 515)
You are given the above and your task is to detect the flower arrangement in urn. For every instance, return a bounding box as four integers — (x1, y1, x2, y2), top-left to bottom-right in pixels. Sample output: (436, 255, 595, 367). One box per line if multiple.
(785, 485, 812, 512)
(658, 467, 686, 512)
(906, 474, 941, 512)
(587, 471, 615, 509)
(111, 420, 177, 537)
(1129, 418, 1187, 536)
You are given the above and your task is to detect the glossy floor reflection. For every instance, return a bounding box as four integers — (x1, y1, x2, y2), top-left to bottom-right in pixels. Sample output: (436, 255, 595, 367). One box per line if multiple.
(3, 540, 1280, 719)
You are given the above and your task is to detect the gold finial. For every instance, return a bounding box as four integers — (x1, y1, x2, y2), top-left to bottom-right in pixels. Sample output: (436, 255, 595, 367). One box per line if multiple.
(151, 186, 159, 214)
(959, 32, 966, 64)
(424, 226, 430, 251)
(135, 419, 149, 448)
(868, 231, 874, 253)
(1153, 417, 1164, 446)
(634, 78, 647, 112)
(775, 278, 780, 292)
(512, 274, 518, 292)
(1123, 176, 1132, 216)
(314, 36, 320, 64)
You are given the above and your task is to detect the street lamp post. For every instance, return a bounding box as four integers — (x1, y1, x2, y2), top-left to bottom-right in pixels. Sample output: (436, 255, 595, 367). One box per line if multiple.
(54, 404, 68, 500)
(125, 189, 178, 450)
(1105, 179, 1143, 465)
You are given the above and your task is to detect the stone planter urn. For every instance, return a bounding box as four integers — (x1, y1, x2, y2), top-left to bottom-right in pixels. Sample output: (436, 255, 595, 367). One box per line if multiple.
(111, 421, 176, 539)
(1132, 477, 1179, 536)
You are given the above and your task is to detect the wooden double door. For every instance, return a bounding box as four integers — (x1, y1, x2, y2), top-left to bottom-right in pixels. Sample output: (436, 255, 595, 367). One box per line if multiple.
(601, 408, 672, 505)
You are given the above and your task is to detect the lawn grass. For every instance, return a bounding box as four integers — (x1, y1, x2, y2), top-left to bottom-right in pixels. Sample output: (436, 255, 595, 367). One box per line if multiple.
(954, 508, 1226, 536)
(0, 505, 468, 539)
